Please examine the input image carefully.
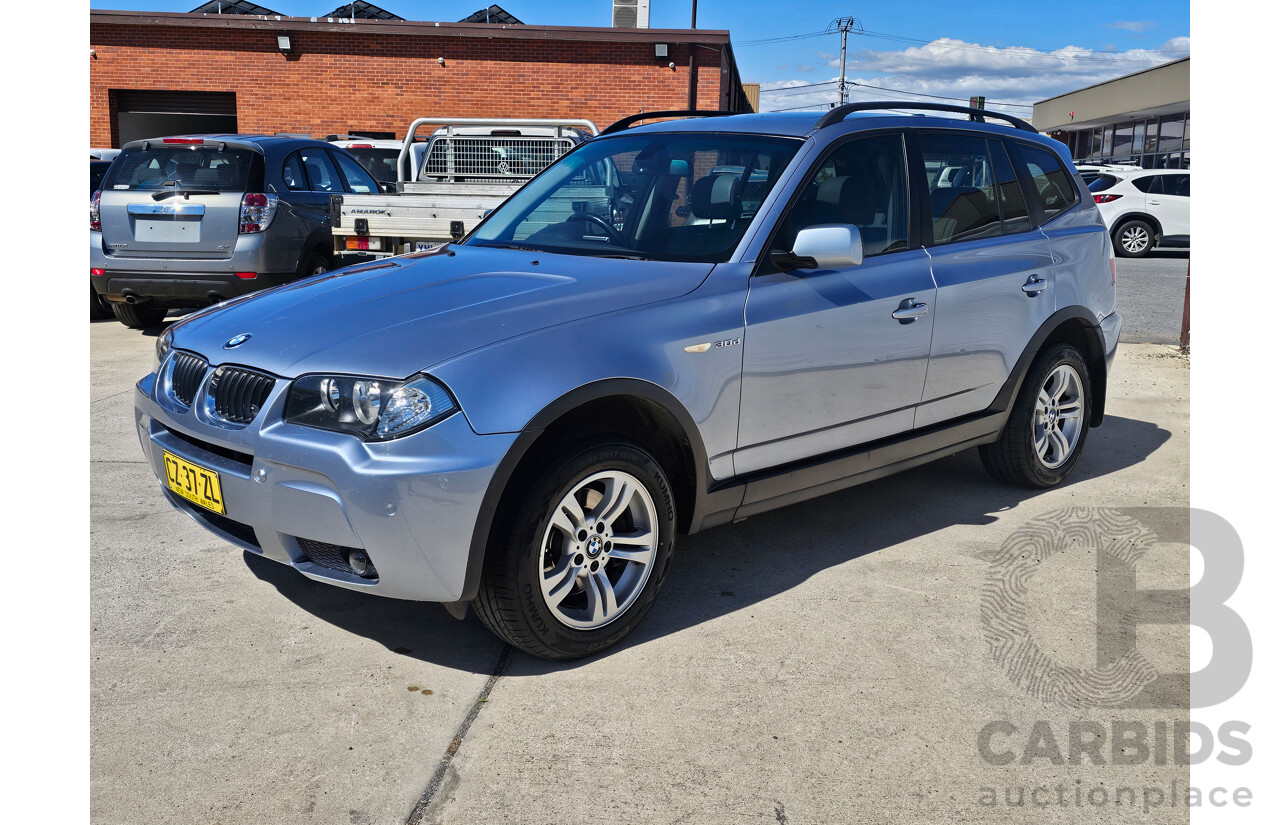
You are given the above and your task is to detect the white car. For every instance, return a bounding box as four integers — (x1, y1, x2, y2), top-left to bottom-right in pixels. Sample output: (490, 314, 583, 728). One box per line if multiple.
(1089, 169, 1190, 257)
(1072, 162, 1139, 185)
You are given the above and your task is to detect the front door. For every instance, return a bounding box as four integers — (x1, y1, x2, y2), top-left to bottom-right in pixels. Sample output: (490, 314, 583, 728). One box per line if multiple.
(737, 132, 936, 475)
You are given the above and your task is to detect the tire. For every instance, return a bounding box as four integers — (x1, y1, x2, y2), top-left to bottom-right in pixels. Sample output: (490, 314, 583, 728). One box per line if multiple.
(1113, 219, 1155, 258)
(299, 249, 332, 277)
(473, 434, 678, 660)
(90, 284, 113, 320)
(980, 343, 1092, 489)
(111, 302, 168, 330)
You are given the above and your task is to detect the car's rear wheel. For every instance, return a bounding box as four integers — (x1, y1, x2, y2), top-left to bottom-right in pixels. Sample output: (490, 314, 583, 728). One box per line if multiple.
(1114, 219, 1154, 257)
(90, 284, 113, 320)
(980, 343, 1092, 488)
(299, 249, 332, 277)
(473, 435, 677, 660)
(111, 302, 168, 330)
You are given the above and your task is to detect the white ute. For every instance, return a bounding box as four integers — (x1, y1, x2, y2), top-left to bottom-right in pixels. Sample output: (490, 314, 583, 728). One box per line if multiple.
(331, 117, 598, 257)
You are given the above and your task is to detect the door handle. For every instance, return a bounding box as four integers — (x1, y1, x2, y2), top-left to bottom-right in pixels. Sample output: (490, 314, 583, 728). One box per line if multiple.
(892, 299, 929, 323)
(1022, 276, 1048, 296)
(1149, 199, 1162, 206)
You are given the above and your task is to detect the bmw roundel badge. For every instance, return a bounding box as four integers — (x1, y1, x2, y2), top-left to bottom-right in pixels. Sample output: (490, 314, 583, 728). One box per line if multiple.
(224, 333, 252, 349)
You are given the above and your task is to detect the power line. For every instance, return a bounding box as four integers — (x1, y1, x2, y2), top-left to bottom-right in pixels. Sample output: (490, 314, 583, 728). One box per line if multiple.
(734, 30, 827, 47)
(759, 81, 839, 94)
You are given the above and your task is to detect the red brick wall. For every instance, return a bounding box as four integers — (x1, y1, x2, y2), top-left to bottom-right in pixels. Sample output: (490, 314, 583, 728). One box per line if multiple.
(89, 23, 735, 145)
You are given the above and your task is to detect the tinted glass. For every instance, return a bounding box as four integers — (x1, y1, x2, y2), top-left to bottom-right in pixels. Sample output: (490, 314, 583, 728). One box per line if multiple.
(1009, 142, 1078, 221)
(332, 150, 380, 194)
(775, 133, 910, 257)
(103, 145, 258, 192)
(469, 133, 802, 263)
(90, 161, 112, 195)
(1088, 175, 1120, 192)
(345, 147, 400, 184)
(1164, 174, 1190, 197)
(1130, 175, 1159, 194)
(919, 132, 1001, 244)
(1158, 115, 1185, 153)
(990, 141, 1031, 233)
(282, 152, 307, 191)
(299, 149, 341, 193)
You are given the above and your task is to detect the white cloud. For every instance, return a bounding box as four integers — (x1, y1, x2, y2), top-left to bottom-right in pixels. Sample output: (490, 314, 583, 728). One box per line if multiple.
(757, 36, 1190, 113)
(1108, 20, 1157, 33)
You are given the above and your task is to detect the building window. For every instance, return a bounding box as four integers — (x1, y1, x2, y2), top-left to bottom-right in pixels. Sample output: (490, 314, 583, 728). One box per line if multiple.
(1158, 114, 1185, 154)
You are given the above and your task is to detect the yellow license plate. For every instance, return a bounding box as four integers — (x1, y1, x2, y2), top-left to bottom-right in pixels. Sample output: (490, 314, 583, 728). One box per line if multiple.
(162, 450, 226, 515)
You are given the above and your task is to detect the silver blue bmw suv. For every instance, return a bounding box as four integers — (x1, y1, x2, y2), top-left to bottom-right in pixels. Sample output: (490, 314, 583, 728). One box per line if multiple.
(134, 104, 1121, 659)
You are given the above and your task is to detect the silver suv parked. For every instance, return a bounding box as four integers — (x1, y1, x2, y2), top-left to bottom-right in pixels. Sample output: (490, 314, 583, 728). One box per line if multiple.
(133, 104, 1121, 659)
(91, 134, 380, 328)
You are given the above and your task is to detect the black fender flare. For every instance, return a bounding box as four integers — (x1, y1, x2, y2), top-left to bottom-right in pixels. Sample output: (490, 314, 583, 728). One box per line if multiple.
(1110, 211, 1163, 241)
(984, 306, 1109, 428)
(459, 379, 713, 601)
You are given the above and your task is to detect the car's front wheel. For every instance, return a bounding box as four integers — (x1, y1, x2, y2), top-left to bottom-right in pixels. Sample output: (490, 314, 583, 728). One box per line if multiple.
(1114, 219, 1155, 257)
(473, 435, 677, 660)
(980, 343, 1092, 488)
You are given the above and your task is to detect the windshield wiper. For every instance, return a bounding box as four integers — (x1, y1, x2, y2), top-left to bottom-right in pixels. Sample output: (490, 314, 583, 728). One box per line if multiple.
(488, 243, 545, 253)
(152, 188, 220, 200)
(598, 253, 652, 260)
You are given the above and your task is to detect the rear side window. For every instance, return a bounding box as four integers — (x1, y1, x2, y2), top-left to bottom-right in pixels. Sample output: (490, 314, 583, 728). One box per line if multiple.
(1010, 142, 1078, 221)
(331, 150, 380, 194)
(282, 152, 307, 191)
(1131, 175, 1160, 194)
(103, 145, 261, 192)
(990, 141, 1031, 233)
(298, 149, 341, 193)
(918, 132, 1001, 244)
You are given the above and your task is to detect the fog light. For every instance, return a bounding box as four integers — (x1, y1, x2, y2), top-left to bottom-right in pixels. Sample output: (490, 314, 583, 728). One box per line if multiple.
(347, 550, 373, 577)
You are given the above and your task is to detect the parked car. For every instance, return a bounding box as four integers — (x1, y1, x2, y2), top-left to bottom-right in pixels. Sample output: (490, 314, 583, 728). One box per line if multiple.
(133, 104, 1120, 659)
(324, 137, 415, 188)
(91, 158, 117, 319)
(1072, 162, 1139, 186)
(90, 134, 381, 328)
(1088, 170, 1190, 257)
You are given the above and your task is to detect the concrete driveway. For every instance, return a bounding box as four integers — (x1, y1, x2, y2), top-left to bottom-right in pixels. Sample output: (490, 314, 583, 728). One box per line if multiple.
(92, 317, 1189, 824)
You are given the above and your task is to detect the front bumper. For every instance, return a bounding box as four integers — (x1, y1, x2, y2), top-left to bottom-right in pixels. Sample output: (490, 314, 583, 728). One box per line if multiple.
(134, 370, 518, 602)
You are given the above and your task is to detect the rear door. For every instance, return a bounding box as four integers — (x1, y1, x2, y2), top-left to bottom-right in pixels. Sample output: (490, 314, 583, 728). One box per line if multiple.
(914, 132, 1059, 428)
(1147, 173, 1191, 238)
(98, 141, 260, 260)
(737, 131, 936, 474)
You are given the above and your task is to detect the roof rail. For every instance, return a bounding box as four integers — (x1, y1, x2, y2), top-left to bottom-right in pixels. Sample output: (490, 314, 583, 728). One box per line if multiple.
(814, 102, 1036, 133)
(602, 110, 739, 135)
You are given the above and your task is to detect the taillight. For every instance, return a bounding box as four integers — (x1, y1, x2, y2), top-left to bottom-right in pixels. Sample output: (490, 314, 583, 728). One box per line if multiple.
(239, 193, 279, 234)
(235, 272, 258, 280)
(90, 190, 101, 231)
(350, 143, 373, 148)
(91, 268, 105, 277)
(1094, 193, 1122, 204)
(163, 138, 205, 144)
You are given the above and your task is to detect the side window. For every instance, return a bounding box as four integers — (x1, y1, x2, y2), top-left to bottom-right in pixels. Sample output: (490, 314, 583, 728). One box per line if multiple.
(776, 132, 909, 257)
(990, 141, 1031, 234)
(1009, 142, 1079, 221)
(1132, 175, 1161, 195)
(1166, 174, 1190, 197)
(331, 150, 380, 194)
(298, 149, 340, 193)
(918, 132, 1001, 244)
(281, 152, 307, 191)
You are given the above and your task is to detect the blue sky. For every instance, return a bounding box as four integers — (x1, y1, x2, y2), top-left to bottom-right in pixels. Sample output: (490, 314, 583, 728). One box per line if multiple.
(89, 0, 1191, 116)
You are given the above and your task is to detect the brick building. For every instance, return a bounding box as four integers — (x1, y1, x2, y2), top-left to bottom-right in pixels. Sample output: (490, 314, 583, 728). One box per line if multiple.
(89, 8, 753, 147)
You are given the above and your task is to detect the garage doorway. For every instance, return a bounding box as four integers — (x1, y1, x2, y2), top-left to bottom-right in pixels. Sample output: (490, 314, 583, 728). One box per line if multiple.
(114, 90, 237, 146)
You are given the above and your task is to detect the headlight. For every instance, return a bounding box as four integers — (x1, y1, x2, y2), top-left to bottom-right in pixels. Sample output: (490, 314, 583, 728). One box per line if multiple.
(285, 373, 458, 441)
(154, 328, 174, 372)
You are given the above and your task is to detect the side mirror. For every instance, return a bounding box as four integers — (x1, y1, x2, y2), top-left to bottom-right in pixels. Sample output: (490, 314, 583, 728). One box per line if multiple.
(771, 224, 863, 272)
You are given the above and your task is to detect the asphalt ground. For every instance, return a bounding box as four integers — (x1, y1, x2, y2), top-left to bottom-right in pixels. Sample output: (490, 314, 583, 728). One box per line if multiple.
(92, 316, 1190, 824)
(1115, 249, 1189, 345)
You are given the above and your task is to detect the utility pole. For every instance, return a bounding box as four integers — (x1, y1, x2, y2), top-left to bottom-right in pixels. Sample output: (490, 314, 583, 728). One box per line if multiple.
(827, 17, 861, 105)
(687, 1, 699, 110)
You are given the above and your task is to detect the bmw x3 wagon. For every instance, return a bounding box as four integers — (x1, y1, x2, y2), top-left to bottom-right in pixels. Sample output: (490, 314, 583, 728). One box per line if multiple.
(134, 103, 1121, 659)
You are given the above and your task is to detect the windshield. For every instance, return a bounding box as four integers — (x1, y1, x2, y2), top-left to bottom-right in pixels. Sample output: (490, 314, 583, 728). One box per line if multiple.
(345, 147, 400, 184)
(103, 145, 262, 192)
(467, 132, 802, 263)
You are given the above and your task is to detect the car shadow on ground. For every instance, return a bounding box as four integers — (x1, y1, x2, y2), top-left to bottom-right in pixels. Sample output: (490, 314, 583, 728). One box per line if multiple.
(244, 414, 1171, 674)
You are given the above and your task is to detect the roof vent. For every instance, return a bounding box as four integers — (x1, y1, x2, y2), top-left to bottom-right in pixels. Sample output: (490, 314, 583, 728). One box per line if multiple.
(612, 0, 650, 28)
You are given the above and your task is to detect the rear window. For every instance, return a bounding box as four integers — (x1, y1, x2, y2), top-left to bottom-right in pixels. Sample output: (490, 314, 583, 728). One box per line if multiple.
(1088, 175, 1120, 192)
(344, 147, 400, 184)
(103, 145, 262, 192)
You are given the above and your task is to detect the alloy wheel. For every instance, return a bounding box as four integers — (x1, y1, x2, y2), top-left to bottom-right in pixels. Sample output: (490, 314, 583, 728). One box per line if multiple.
(1033, 364, 1085, 469)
